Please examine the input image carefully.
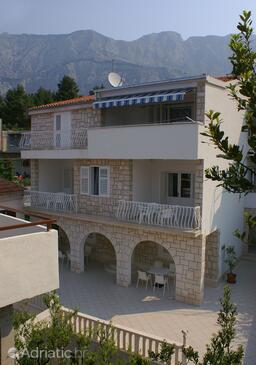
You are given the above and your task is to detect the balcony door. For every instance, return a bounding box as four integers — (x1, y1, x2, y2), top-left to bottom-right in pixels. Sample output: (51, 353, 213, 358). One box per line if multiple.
(166, 172, 194, 206)
(54, 113, 71, 148)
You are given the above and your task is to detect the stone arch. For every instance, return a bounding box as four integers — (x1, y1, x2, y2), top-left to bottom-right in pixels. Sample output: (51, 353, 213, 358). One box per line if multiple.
(131, 240, 176, 275)
(79, 231, 117, 278)
(52, 223, 71, 255)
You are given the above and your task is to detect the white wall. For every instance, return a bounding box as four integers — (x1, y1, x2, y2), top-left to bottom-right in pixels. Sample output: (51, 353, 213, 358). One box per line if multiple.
(87, 123, 200, 160)
(201, 82, 246, 266)
(39, 160, 73, 192)
(133, 160, 152, 202)
(0, 229, 59, 308)
(133, 160, 198, 204)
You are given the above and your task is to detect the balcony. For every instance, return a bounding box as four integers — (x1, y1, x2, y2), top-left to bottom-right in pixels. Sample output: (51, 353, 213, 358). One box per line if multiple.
(0, 206, 59, 308)
(24, 190, 78, 213)
(87, 123, 204, 159)
(116, 200, 201, 230)
(20, 129, 88, 150)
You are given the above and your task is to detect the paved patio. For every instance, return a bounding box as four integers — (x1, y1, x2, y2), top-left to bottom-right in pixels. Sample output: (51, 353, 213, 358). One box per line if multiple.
(59, 259, 256, 365)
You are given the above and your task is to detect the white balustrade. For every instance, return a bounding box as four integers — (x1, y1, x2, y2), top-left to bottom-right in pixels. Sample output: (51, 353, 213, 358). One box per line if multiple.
(116, 200, 201, 230)
(20, 129, 87, 150)
(24, 190, 78, 213)
(65, 308, 187, 365)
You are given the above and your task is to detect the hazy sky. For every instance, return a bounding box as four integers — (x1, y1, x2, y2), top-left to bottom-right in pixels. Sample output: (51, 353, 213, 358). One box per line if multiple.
(0, 0, 256, 40)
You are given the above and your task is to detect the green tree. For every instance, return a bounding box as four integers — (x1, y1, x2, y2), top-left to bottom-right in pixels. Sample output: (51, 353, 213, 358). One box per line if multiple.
(30, 87, 56, 106)
(183, 286, 244, 365)
(0, 159, 13, 181)
(1, 84, 31, 130)
(13, 292, 150, 365)
(201, 10, 256, 237)
(56, 75, 80, 101)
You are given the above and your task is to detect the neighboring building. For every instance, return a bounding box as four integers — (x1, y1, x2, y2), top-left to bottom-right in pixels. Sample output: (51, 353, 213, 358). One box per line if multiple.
(0, 209, 58, 365)
(0, 178, 24, 210)
(0, 120, 30, 177)
(20, 75, 248, 305)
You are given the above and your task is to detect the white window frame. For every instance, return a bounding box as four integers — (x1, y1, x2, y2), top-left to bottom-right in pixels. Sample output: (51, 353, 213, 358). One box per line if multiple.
(80, 166, 90, 195)
(80, 165, 110, 197)
(167, 171, 194, 199)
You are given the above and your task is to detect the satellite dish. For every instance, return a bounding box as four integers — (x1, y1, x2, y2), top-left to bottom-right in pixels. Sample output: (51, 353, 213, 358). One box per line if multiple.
(108, 72, 123, 87)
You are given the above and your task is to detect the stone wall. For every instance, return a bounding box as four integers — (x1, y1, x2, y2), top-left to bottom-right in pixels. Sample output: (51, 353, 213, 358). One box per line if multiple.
(71, 109, 101, 129)
(194, 160, 204, 209)
(196, 82, 205, 123)
(205, 230, 220, 287)
(30, 159, 39, 190)
(31, 108, 102, 132)
(73, 159, 133, 217)
(132, 241, 173, 271)
(55, 215, 206, 305)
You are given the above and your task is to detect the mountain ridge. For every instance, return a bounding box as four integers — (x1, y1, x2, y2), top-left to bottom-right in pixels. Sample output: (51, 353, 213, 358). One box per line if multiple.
(0, 29, 233, 94)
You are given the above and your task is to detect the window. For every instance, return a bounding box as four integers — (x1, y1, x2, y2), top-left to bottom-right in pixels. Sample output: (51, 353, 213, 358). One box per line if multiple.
(80, 166, 110, 196)
(55, 115, 61, 130)
(167, 172, 193, 199)
(168, 173, 178, 197)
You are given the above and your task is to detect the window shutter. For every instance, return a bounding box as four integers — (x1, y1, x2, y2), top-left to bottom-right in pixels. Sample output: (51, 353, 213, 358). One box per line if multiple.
(99, 167, 109, 196)
(80, 166, 89, 194)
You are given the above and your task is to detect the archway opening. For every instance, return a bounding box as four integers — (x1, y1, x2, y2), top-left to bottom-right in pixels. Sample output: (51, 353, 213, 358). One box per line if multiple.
(53, 224, 70, 266)
(131, 241, 176, 294)
(83, 233, 117, 280)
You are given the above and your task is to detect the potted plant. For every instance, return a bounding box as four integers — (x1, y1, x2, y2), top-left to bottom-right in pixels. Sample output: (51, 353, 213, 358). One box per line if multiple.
(225, 246, 237, 284)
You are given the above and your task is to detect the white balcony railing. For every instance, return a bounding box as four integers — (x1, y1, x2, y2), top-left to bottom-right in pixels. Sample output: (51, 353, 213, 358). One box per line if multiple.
(20, 129, 88, 150)
(24, 190, 78, 213)
(116, 200, 201, 230)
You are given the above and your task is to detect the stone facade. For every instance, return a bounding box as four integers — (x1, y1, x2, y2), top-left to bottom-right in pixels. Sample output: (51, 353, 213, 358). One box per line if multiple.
(71, 108, 101, 129)
(73, 159, 133, 217)
(196, 82, 205, 123)
(30, 159, 39, 190)
(54, 215, 206, 305)
(194, 160, 204, 210)
(205, 230, 220, 287)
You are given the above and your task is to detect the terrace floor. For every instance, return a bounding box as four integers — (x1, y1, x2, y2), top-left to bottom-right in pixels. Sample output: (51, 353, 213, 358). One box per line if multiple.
(59, 259, 256, 365)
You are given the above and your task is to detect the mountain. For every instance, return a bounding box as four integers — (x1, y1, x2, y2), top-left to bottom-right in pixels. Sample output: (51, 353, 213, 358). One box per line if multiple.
(0, 30, 233, 94)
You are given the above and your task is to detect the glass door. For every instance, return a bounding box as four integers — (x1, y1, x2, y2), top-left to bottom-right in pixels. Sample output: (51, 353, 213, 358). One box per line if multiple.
(167, 172, 194, 205)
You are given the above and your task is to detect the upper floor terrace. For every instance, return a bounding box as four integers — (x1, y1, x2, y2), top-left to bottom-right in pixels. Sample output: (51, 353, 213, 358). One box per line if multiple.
(24, 158, 202, 231)
(21, 75, 225, 160)
(0, 206, 59, 308)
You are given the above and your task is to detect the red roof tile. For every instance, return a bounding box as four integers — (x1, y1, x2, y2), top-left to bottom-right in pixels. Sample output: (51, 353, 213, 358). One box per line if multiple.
(215, 75, 236, 82)
(29, 95, 95, 112)
(0, 178, 23, 194)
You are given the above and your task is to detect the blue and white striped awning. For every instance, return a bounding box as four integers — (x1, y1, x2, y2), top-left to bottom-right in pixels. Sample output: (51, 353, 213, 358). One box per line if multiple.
(93, 89, 192, 109)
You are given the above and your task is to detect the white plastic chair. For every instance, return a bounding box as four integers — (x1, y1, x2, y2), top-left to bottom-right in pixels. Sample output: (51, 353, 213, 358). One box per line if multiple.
(153, 274, 169, 296)
(136, 270, 152, 290)
(153, 260, 163, 268)
(160, 208, 177, 227)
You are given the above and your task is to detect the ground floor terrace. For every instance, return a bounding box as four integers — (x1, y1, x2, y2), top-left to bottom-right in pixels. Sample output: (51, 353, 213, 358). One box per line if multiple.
(58, 259, 256, 365)
(44, 212, 221, 305)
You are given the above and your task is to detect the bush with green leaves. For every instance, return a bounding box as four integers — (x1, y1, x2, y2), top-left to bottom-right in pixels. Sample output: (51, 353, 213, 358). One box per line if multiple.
(13, 292, 154, 365)
(202, 10, 256, 240)
(183, 286, 244, 365)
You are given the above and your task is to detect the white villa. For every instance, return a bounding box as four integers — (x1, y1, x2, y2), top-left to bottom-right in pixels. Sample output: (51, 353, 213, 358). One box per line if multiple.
(0, 204, 58, 365)
(20, 74, 250, 305)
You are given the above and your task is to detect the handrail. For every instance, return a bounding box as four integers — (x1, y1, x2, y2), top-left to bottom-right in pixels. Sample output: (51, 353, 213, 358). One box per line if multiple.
(116, 200, 201, 230)
(0, 205, 56, 232)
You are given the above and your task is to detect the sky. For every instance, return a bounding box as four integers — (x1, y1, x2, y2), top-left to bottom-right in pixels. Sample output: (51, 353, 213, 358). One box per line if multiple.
(0, 0, 256, 40)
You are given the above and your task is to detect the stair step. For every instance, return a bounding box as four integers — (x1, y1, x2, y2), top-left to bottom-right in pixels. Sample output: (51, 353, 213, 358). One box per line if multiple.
(242, 254, 256, 262)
